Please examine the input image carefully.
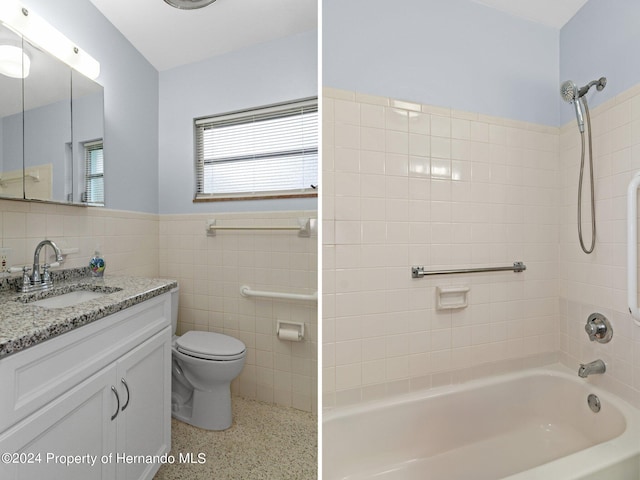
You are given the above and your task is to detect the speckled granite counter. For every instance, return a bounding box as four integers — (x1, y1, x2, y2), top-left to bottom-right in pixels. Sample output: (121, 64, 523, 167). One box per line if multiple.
(0, 271, 177, 358)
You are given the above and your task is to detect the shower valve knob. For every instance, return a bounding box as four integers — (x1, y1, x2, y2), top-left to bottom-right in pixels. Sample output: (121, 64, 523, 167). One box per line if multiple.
(584, 313, 612, 343)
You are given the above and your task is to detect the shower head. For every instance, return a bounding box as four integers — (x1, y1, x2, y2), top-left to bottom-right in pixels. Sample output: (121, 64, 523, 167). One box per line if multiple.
(561, 80, 579, 103)
(561, 80, 585, 133)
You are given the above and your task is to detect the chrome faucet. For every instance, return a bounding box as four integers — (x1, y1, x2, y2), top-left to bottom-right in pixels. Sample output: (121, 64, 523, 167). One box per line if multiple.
(18, 240, 64, 293)
(578, 359, 606, 378)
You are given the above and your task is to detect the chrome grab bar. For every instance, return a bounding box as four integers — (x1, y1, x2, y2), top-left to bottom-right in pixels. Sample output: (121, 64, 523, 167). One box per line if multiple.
(412, 261, 526, 278)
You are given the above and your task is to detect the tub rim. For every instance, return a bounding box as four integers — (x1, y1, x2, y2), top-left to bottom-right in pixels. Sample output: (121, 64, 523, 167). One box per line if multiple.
(323, 363, 640, 480)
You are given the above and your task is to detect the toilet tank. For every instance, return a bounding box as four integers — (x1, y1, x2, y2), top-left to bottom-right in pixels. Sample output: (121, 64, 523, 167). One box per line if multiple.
(170, 286, 179, 335)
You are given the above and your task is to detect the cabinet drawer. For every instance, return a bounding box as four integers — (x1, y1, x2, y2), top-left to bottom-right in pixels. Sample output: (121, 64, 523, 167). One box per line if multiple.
(0, 293, 170, 434)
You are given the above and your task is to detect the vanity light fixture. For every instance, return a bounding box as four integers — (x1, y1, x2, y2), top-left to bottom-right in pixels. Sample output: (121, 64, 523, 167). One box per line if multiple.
(0, 44, 29, 78)
(0, 0, 100, 80)
(164, 0, 217, 10)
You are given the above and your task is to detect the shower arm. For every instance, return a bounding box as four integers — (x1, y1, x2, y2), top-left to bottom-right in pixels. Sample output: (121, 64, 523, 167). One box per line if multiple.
(578, 77, 607, 98)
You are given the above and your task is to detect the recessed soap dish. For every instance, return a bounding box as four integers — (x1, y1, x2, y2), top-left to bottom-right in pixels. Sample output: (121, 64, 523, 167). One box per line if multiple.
(436, 286, 470, 310)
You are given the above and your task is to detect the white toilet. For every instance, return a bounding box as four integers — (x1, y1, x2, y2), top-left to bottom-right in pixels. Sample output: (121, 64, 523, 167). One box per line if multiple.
(170, 287, 246, 430)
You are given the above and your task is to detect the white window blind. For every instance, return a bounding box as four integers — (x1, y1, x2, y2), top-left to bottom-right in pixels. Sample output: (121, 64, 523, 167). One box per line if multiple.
(195, 98, 318, 200)
(83, 140, 104, 205)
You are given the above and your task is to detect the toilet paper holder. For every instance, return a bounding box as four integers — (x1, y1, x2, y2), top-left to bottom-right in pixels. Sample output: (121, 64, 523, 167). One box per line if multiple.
(277, 320, 305, 341)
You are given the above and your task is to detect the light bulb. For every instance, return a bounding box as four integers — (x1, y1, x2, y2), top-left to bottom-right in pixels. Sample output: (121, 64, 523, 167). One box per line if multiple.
(0, 44, 29, 78)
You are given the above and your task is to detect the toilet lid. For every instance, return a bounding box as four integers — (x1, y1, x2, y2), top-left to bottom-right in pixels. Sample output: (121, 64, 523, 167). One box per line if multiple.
(176, 331, 246, 361)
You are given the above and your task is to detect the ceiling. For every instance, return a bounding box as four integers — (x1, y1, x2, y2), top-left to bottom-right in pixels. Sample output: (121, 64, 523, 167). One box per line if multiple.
(471, 0, 589, 29)
(89, 0, 317, 72)
(89, 0, 584, 72)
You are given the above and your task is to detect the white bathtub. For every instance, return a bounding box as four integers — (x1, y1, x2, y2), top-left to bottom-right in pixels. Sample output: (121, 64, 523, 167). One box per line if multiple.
(323, 366, 640, 480)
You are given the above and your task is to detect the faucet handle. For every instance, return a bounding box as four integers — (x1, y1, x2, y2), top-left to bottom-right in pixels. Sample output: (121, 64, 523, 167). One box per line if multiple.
(21, 266, 31, 286)
(42, 264, 51, 283)
(584, 322, 601, 340)
(585, 313, 612, 343)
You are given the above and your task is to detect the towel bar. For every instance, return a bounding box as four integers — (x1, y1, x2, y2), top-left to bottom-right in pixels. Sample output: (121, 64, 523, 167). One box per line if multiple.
(207, 218, 315, 237)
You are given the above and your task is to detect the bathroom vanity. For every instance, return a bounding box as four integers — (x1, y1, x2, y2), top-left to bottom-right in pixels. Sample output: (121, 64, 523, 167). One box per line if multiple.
(0, 274, 176, 480)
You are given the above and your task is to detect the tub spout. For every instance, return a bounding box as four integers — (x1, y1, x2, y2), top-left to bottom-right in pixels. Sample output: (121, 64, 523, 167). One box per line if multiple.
(578, 359, 606, 378)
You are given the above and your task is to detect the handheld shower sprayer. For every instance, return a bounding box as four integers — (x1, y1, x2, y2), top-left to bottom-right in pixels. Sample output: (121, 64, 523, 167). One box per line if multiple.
(560, 78, 607, 133)
(560, 76, 607, 255)
(561, 80, 585, 132)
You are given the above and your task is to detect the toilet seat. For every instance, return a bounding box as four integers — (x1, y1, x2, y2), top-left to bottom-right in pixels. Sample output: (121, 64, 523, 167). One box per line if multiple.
(176, 331, 246, 361)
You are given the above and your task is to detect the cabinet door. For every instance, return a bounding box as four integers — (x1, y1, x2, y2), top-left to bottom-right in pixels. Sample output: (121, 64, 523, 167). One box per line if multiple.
(0, 365, 118, 480)
(115, 327, 171, 480)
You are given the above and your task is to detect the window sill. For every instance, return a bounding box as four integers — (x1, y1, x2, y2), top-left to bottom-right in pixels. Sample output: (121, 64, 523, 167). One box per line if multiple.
(193, 192, 317, 203)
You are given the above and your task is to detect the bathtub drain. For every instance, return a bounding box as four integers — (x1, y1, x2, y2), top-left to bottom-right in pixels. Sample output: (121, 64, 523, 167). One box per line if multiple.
(587, 394, 601, 413)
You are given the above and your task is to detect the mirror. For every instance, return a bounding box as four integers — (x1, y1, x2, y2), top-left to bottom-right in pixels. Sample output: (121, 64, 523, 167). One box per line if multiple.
(0, 24, 104, 205)
(71, 70, 104, 206)
(23, 39, 72, 202)
(0, 24, 25, 199)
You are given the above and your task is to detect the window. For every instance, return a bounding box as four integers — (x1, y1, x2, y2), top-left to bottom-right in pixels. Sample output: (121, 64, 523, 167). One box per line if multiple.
(194, 98, 318, 201)
(83, 140, 104, 205)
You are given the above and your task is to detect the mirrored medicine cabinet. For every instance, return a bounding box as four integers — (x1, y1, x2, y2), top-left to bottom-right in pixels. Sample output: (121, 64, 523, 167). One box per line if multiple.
(0, 22, 104, 206)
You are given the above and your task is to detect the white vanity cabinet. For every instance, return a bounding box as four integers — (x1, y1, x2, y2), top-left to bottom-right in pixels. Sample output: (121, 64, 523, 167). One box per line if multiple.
(115, 328, 170, 480)
(0, 293, 172, 480)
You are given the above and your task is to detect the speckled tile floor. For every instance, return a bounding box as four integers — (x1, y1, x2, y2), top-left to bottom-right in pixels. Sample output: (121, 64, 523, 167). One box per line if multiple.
(154, 397, 317, 480)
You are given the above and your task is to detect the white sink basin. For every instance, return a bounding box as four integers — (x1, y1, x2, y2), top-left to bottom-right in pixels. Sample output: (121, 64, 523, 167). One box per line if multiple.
(31, 290, 108, 308)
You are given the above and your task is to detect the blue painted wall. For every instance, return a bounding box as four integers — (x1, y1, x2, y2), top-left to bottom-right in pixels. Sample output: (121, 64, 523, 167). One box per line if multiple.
(560, 0, 640, 125)
(323, 0, 560, 126)
(21, 0, 638, 212)
(158, 29, 318, 215)
(22, 0, 159, 213)
(19, 2, 317, 215)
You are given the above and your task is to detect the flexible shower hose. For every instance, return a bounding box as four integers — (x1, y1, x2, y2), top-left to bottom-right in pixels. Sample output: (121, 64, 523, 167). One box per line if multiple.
(577, 97, 596, 254)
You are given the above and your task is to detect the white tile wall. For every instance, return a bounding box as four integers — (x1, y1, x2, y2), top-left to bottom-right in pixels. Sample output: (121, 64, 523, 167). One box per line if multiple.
(0, 200, 158, 277)
(559, 83, 640, 408)
(159, 211, 318, 413)
(0, 200, 317, 413)
(323, 87, 560, 408)
(15, 84, 640, 413)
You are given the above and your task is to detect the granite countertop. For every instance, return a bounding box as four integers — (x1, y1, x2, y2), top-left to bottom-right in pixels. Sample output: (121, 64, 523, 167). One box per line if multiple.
(0, 271, 177, 359)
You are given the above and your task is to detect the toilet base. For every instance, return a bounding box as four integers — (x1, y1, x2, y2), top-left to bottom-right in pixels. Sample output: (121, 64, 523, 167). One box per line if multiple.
(171, 384, 233, 431)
